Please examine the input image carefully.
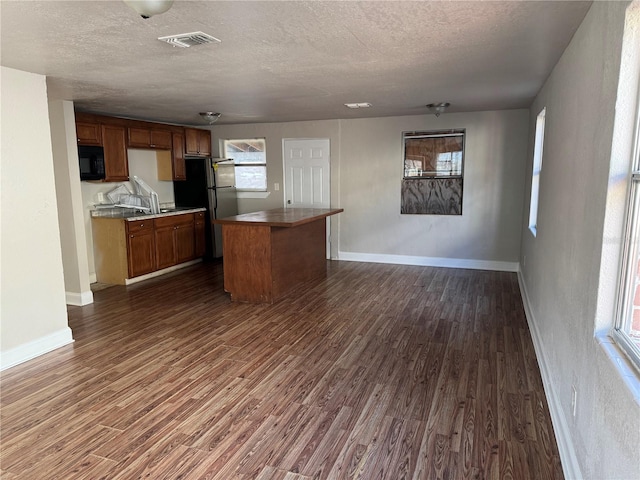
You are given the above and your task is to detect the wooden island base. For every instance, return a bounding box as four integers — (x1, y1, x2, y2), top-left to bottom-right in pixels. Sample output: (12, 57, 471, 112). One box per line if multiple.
(214, 208, 343, 303)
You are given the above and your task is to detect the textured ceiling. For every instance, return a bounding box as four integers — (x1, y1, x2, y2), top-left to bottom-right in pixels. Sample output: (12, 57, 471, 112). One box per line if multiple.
(0, 0, 592, 126)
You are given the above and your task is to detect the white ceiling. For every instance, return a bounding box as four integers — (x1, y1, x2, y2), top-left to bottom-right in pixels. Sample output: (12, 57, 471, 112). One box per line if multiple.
(0, 0, 592, 126)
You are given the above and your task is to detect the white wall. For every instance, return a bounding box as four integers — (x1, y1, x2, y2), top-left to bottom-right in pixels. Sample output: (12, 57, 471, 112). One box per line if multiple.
(0, 67, 73, 369)
(212, 110, 529, 270)
(519, 2, 640, 479)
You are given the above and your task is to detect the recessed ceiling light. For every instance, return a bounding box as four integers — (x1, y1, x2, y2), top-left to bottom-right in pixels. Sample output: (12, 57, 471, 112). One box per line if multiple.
(344, 102, 372, 109)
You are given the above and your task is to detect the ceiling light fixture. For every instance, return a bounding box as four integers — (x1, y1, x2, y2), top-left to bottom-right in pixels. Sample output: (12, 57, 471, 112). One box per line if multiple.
(123, 0, 174, 19)
(426, 102, 451, 117)
(200, 112, 221, 124)
(344, 102, 372, 109)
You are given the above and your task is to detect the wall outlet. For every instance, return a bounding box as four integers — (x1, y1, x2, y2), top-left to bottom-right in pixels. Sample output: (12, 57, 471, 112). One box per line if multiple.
(571, 385, 577, 417)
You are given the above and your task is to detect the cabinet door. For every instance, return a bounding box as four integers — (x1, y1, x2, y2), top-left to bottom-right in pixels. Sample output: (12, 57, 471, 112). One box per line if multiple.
(155, 225, 176, 270)
(175, 223, 195, 263)
(184, 128, 211, 156)
(198, 130, 212, 156)
(126, 221, 155, 278)
(184, 128, 200, 155)
(128, 128, 172, 149)
(150, 130, 172, 149)
(172, 132, 186, 180)
(76, 122, 102, 146)
(102, 125, 129, 182)
(127, 127, 151, 148)
(194, 212, 206, 257)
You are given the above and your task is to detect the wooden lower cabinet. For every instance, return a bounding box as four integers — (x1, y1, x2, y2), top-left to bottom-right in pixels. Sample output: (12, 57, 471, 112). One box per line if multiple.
(126, 220, 155, 278)
(154, 214, 195, 270)
(176, 223, 196, 263)
(194, 212, 206, 257)
(92, 211, 204, 285)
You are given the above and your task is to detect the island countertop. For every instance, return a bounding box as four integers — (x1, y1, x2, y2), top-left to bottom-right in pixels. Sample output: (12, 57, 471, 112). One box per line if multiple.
(213, 207, 343, 228)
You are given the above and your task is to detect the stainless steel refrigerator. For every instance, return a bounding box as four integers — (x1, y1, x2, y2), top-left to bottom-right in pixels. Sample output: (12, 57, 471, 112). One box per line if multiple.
(173, 157, 238, 259)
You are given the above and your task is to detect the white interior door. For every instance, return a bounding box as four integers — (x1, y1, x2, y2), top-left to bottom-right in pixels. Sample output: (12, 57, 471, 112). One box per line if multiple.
(283, 138, 331, 256)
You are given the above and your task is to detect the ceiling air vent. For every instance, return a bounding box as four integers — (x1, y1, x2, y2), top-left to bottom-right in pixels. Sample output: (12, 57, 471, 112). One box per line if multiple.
(157, 31, 221, 48)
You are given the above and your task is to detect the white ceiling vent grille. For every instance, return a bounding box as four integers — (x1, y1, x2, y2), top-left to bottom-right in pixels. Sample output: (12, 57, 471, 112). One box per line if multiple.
(157, 31, 221, 48)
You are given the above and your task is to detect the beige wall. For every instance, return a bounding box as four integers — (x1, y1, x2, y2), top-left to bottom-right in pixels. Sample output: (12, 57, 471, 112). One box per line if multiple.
(212, 110, 529, 268)
(212, 120, 343, 258)
(519, 2, 640, 478)
(0, 67, 73, 367)
(49, 100, 93, 305)
(338, 111, 528, 264)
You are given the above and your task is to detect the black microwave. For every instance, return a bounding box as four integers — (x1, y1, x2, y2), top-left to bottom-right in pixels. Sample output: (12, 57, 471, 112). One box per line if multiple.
(78, 145, 105, 181)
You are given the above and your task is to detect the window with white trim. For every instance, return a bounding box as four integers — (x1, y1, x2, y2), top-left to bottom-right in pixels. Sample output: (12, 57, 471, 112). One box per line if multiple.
(223, 138, 267, 191)
(528, 107, 546, 236)
(614, 97, 640, 368)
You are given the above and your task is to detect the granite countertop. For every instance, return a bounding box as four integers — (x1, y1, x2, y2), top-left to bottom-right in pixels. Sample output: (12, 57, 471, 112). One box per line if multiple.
(91, 207, 206, 221)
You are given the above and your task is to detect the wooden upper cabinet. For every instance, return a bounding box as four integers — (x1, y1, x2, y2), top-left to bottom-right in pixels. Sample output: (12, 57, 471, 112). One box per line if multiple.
(184, 128, 212, 156)
(102, 125, 129, 182)
(128, 127, 172, 149)
(76, 122, 102, 146)
(172, 132, 186, 181)
(198, 130, 212, 156)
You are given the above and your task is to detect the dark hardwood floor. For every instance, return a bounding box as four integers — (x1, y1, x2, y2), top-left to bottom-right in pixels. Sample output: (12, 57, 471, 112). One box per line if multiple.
(0, 261, 563, 479)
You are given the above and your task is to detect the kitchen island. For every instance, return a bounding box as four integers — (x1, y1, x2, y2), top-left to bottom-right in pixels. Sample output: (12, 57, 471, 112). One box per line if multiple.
(213, 207, 343, 303)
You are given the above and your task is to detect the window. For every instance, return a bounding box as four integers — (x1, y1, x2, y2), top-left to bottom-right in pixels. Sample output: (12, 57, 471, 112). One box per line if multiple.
(223, 138, 266, 190)
(401, 130, 465, 215)
(528, 107, 546, 236)
(403, 130, 464, 178)
(614, 99, 640, 368)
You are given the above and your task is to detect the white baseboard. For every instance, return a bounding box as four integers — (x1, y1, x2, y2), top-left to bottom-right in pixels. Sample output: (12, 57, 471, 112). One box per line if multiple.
(124, 259, 201, 285)
(65, 290, 94, 306)
(338, 251, 519, 272)
(0, 328, 74, 371)
(517, 272, 583, 480)
(89, 273, 97, 284)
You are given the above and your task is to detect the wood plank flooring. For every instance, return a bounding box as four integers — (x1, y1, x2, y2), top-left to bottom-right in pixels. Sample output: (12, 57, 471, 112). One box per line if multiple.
(0, 261, 564, 479)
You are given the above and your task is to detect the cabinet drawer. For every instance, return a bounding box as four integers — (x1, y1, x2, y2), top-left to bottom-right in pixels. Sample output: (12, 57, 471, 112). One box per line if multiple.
(154, 213, 194, 229)
(126, 219, 153, 234)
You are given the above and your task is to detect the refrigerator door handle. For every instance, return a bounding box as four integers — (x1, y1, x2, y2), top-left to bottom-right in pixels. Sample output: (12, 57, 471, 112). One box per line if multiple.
(208, 186, 217, 211)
